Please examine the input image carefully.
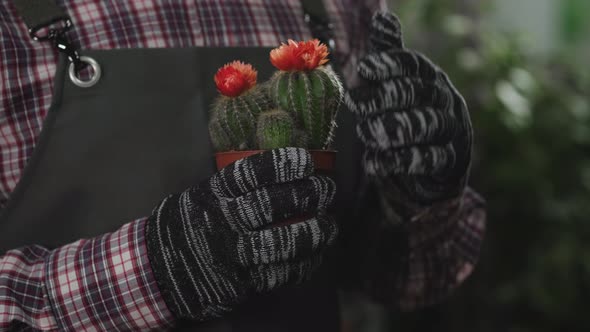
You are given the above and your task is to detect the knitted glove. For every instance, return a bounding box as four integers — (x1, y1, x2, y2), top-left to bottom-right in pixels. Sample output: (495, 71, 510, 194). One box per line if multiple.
(146, 148, 338, 321)
(345, 12, 473, 220)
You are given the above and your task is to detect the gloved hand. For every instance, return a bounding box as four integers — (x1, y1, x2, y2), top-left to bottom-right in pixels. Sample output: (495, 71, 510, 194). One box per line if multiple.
(146, 148, 338, 321)
(345, 12, 473, 219)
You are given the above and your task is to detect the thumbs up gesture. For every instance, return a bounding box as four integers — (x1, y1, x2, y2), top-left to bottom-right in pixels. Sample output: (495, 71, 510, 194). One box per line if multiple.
(345, 12, 473, 217)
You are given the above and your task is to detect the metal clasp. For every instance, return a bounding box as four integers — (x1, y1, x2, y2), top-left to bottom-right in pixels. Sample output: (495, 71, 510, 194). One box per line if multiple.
(29, 16, 73, 41)
(29, 16, 101, 88)
(52, 30, 85, 72)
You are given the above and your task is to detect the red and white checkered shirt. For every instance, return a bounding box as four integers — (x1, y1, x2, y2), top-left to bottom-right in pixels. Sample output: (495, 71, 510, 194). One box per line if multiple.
(0, 0, 485, 331)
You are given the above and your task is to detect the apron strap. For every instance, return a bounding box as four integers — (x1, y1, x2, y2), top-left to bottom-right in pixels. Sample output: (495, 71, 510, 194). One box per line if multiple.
(15, 0, 333, 45)
(15, 0, 335, 48)
(13, 0, 71, 41)
(13, 0, 94, 83)
(300, 0, 336, 53)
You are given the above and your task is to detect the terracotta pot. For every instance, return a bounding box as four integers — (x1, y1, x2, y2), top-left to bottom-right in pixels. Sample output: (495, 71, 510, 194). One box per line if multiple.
(215, 149, 337, 172)
(215, 149, 337, 229)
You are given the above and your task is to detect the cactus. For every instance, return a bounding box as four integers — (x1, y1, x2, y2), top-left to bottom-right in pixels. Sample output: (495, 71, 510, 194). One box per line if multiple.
(256, 109, 294, 150)
(209, 87, 270, 151)
(292, 129, 309, 148)
(270, 66, 343, 150)
(208, 110, 233, 151)
(210, 44, 345, 152)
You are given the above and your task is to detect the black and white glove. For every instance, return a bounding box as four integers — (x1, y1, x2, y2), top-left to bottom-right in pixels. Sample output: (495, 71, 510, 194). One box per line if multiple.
(146, 148, 338, 321)
(345, 12, 473, 219)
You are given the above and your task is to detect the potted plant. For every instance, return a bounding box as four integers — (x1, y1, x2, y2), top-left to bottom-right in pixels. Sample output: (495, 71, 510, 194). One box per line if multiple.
(209, 39, 343, 172)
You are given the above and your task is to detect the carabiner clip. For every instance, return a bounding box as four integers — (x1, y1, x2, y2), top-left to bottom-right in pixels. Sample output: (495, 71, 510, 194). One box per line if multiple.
(29, 16, 73, 42)
(53, 31, 85, 72)
(28, 15, 100, 88)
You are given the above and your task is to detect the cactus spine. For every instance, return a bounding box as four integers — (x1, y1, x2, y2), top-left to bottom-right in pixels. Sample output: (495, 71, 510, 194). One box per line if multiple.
(256, 109, 294, 150)
(209, 87, 270, 151)
(270, 66, 344, 150)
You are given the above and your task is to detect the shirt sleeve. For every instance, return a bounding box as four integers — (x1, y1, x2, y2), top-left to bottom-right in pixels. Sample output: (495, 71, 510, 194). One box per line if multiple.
(359, 188, 486, 311)
(398, 188, 486, 310)
(0, 218, 174, 331)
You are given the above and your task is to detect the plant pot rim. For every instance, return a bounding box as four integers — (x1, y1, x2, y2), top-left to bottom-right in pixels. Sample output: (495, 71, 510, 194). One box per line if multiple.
(214, 149, 337, 171)
(215, 149, 338, 155)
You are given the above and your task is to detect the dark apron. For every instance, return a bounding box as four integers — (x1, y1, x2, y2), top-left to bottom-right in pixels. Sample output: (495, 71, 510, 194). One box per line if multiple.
(2, 1, 364, 331)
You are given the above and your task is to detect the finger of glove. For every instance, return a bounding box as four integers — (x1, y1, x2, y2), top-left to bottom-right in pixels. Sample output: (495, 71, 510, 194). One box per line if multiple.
(369, 11, 404, 52)
(220, 175, 337, 232)
(356, 107, 457, 151)
(358, 50, 438, 81)
(210, 148, 313, 199)
(234, 215, 338, 266)
(249, 255, 323, 292)
(363, 144, 456, 177)
(345, 78, 451, 117)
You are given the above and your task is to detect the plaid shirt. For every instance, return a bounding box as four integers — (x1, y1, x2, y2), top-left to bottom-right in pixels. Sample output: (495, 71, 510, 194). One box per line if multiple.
(0, 0, 486, 331)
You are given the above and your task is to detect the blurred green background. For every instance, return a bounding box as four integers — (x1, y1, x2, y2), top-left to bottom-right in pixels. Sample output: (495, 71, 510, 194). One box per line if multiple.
(347, 0, 590, 331)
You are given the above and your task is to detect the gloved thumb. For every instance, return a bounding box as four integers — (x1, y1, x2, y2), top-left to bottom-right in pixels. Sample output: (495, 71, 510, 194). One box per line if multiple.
(369, 11, 404, 52)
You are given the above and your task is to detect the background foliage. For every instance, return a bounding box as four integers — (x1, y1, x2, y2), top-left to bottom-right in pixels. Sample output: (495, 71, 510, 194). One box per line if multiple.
(355, 0, 590, 331)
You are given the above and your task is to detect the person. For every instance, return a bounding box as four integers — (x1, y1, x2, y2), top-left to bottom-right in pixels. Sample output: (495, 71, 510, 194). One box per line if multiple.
(0, 0, 486, 331)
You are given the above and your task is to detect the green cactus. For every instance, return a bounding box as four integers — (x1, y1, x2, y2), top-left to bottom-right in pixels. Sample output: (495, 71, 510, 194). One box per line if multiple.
(270, 66, 344, 150)
(208, 111, 233, 151)
(209, 87, 270, 151)
(256, 109, 294, 150)
(292, 129, 309, 148)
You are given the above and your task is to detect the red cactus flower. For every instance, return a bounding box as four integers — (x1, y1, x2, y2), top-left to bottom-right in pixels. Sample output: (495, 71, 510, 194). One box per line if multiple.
(214, 61, 258, 97)
(270, 39, 330, 71)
